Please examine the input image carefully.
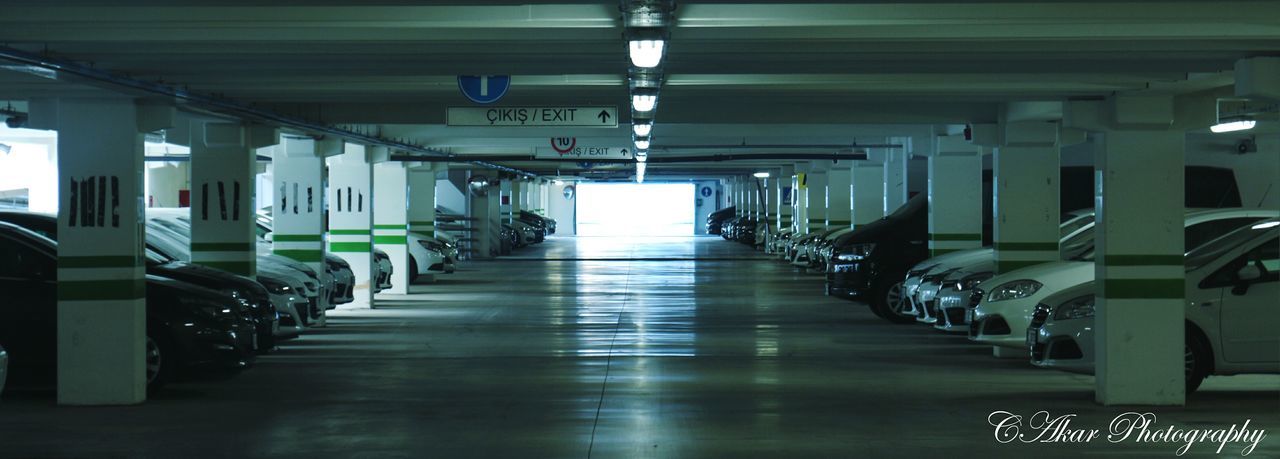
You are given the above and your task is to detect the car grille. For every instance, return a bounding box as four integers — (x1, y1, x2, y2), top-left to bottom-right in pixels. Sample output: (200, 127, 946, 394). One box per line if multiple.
(984, 317, 1012, 335)
(1049, 339, 1084, 360)
(945, 308, 966, 326)
(1029, 303, 1051, 329)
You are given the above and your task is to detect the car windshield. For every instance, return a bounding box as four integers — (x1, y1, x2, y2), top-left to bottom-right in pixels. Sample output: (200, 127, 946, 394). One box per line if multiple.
(151, 218, 191, 238)
(1185, 219, 1280, 271)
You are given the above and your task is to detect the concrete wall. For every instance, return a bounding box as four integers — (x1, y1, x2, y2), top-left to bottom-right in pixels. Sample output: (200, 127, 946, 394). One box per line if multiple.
(548, 182, 576, 236)
(145, 162, 189, 208)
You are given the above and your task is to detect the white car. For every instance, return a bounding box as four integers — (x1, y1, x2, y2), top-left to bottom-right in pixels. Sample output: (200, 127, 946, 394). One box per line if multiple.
(971, 208, 1278, 350)
(1030, 218, 1280, 392)
(903, 210, 1096, 324)
(408, 233, 454, 279)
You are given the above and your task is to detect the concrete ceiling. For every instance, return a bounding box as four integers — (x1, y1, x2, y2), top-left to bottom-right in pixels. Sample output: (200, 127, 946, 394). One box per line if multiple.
(1, 1, 1277, 176)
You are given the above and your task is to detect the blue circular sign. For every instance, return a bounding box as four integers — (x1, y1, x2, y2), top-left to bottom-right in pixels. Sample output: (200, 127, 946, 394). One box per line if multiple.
(700, 186, 713, 197)
(457, 75, 511, 104)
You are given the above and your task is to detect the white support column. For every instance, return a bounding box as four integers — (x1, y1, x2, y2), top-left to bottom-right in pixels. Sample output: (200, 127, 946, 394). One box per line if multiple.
(511, 179, 524, 221)
(469, 177, 499, 259)
(884, 139, 909, 215)
(731, 177, 742, 217)
(793, 166, 809, 235)
(851, 160, 885, 228)
(408, 163, 439, 241)
(825, 168, 852, 229)
(805, 168, 828, 234)
(928, 136, 984, 257)
(993, 122, 1061, 274)
(499, 179, 514, 224)
(777, 165, 794, 233)
(327, 142, 375, 307)
(190, 122, 275, 277)
(1066, 96, 1186, 406)
(764, 172, 778, 234)
(271, 137, 327, 280)
(373, 159, 409, 294)
(31, 98, 164, 405)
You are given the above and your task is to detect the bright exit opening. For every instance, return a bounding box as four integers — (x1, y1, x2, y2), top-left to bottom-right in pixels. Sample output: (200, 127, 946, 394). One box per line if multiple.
(576, 183, 694, 236)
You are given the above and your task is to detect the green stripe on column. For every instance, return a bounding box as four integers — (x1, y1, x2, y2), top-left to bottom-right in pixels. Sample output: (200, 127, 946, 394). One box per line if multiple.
(996, 259, 1053, 273)
(274, 249, 323, 263)
(373, 224, 405, 230)
(373, 235, 407, 245)
(930, 233, 983, 241)
(197, 260, 254, 275)
(409, 221, 435, 226)
(1102, 279, 1184, 299)
(273, 234, 322, 242)
(994, 242, 1059, 251)
(191, 242, 255, 251)
(330, 242, 371, 252)
(58, 279, 145, 301)
(1103, 255, 1184, 266)
(330, 229, 371, 235)
(827, 220, 852, 226)
(59, 255, 142, 269)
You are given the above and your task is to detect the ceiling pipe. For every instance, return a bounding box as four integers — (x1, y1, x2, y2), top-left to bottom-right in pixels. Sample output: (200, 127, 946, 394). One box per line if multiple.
(393, 152, 870, 164)
(0, 45, 537, 178)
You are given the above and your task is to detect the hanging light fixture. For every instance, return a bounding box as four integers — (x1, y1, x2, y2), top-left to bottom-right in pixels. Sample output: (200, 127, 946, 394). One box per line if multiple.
(632, 94, 657, 112)
(628, 39, 665, 68)
(634, 138, 651, 150)
(633, 122, 653, 137)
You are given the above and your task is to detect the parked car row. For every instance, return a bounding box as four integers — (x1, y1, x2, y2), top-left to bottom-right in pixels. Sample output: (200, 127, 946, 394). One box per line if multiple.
(500, 211, 556, 255)
(0, 204, 473, 398)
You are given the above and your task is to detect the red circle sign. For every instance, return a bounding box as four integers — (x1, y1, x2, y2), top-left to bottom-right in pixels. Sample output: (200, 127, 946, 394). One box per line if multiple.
(551, 137, 576, 155)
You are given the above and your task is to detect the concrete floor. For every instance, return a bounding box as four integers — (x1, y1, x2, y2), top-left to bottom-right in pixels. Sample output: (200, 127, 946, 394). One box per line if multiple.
(1, 236, 1277, 458)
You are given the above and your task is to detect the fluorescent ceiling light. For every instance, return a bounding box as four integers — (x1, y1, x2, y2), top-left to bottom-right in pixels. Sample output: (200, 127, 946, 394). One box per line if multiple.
(1252, 221, 1279, 230)
(636, 162, 647, 183)
(753, 172, 770, 178)
(1210, 119, 1256, 133)
(629, 40, 665, 68)
(635, 151, 648, 163)
(634, 139, 650, 150)
(632, 94, 657, 112)
(633, 123, 652, 137)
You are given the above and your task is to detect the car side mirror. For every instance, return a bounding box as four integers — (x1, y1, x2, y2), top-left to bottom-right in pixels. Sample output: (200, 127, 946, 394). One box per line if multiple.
(263, 232, 274, 242)
(1231, 264, 1263, 296)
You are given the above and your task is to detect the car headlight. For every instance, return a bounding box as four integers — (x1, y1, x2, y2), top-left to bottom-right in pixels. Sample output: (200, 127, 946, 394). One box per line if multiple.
(986, 280, 1043, 302)
(417, 239, 444, 251)
(184, 298, 234, 320)
(1052, 295, 1095, 320)
(260, 278, 293, 294)
(835, 243, 875, 262)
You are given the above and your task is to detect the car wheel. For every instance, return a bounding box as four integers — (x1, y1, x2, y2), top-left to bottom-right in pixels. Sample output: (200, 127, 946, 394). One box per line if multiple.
(1185, 330, 1211, 394)
(146, 333, 175, 393)
(409, 256, 419, 282)
(873, 281, 916, 324)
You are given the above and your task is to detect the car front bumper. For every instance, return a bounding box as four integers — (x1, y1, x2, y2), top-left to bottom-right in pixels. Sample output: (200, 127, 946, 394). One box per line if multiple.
(826, 261, 877, 301)
(1029, 317, 1094, 374)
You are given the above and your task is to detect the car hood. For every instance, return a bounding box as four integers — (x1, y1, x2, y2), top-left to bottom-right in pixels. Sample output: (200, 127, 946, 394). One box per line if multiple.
(151, 261, 257, 293)
(978, 260, 1094, 313)
(911, 247, 993, 273)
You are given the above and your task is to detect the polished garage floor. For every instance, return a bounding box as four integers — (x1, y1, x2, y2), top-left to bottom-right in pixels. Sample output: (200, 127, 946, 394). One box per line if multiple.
(1, 237, 1277, 458)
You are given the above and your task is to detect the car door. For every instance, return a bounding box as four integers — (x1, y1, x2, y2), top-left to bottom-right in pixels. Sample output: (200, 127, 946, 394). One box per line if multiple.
(0, 232, 58, 371)
(1216, 237, 1280, 363)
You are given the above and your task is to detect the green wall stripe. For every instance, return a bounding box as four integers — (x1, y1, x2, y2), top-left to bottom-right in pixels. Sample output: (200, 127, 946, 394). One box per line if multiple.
(197, 260, 254, 275)
(274, 249, 324, 263)
(827, 220, 853, 225)
(373, 235, 407, 245)
(58, 279, 145, 301)
(273, 234, 322, 242)
(330, 242, 372, 252)
(995, 242, 1059, 251)
(191, 242, 255, 252)
(996, 259, 1053, 273)
(373, 224, 405, 230)
(330, 229, 371, 235)
(59, 255, 141, 269)
(930, 233, 983, 241)
(1102, 279, 1184, 299)
(1103, 255, 1184, 266)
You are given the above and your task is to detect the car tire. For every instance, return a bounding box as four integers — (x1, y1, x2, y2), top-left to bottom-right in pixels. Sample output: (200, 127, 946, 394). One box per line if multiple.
(872, 281, 916, 324)
(146, 332, 176, 394)
(409, 256, 419, 283)
(1185, 328, 1211, 394)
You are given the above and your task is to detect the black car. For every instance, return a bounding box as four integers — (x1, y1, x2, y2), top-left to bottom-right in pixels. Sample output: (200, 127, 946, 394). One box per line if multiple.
(0, 222, 249, 393)
(519, 211, 556, 235)
(706, 207, 736, 235)
(0, 211, 275, 353)
(827, 194, 928, 321)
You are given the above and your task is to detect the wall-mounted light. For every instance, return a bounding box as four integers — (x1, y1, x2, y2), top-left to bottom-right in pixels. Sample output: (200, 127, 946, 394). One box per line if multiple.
(629, 40, 665, 68)
(632, 94, 657, 112)
(633, 122, 652, 137)
(1210, 119, 1256, 133)
(753, 172, 770, 178)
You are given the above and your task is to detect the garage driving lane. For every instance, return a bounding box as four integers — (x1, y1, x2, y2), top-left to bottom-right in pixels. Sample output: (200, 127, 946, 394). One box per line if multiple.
(0, 236, 1276, 458)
